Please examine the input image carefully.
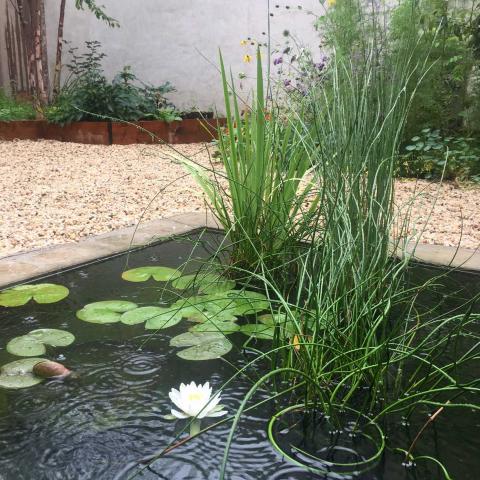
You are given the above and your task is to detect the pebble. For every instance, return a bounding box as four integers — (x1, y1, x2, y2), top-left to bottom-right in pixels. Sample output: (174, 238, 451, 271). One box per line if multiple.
(0, 140, 478, 257)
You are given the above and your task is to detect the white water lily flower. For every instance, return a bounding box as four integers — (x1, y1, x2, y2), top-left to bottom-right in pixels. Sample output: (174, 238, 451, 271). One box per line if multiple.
(169, 381, 227, 419)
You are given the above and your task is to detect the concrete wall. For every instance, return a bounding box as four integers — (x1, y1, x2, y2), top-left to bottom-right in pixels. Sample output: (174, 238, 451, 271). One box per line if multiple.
(40, 0, 322, 112)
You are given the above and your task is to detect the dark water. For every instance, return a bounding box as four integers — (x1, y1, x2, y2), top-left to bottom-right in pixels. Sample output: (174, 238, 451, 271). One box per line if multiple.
(0, 230, 479, 480)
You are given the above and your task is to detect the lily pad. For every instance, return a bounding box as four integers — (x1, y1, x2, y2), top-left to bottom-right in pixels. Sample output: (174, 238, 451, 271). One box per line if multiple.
(203, 290, 269, 316)
(0, 283, 69, 307)
(170, 331, 232, 361)
(172, 272, 235, 294)
(76, 300, 138, 324)
(120, 306, 165, 325)
(240, 323, 275, 340)
(6, 336, 45, 356)
(258, 313, 296, 337)
(189, 320, 240, 335)
(0, 358, 46, 389)
(144, 308, 183, 330)
(28, 328, 75, 347)
(6, 328, 75, 357)
(121, 266, 181, 283)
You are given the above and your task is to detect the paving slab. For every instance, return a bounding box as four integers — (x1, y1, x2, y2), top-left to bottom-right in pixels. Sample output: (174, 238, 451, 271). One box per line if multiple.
(1, 212, 479, 290)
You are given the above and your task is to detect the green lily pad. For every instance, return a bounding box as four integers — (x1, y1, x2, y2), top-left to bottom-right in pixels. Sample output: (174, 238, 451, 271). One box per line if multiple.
(189, 320, 240, 335)
(0, 283, 69, 307)
(172, 272, 235, 294)
(76, 300, 138, 324)
(0, 358, 46, 389)
(170, 331, 232, 361)
(121, 266, 181, 283)
(6, 328, 75, 357)
(203, 290, 269, 316)
(28, 328, 75, 347)
(119, 306, 179, 328)
(240, 323, 275, 340)
(6, 336, 45, 356)
(144, 308, 183, 330)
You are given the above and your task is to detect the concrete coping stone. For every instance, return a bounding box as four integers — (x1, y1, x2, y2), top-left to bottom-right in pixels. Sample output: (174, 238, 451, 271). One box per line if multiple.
(0, 212, 478, 289)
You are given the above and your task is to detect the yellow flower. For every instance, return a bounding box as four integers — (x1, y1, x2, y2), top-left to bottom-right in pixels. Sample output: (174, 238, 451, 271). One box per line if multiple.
(243, 54, 252, 63)
(240, 40, 248, 46)
(327, 0, 336, 6)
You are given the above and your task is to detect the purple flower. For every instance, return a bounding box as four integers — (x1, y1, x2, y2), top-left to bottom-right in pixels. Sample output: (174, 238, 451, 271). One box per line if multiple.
(314, 62, 325, 70)
(273, 57, 283, 65)
(283, 79, 292, 87)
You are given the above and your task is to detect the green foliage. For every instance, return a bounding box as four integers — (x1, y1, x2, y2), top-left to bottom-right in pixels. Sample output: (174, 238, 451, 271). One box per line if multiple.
(400, 128, 480, 180)
(0, 90, 35, 121)
(45, 41, 176, 124)
(179, 51, 317, 271)
(0, 283, 69, 307)
(390, 0, 479, 138)
(153, 107, 182, 123)
(74, 0, 119, 27)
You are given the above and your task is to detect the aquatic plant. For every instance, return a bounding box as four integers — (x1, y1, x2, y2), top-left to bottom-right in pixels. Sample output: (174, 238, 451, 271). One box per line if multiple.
(165, 20, 480, 480)
(170, 331, 232, 361)
(0, 358, 47, 389)
(180, 49, 317, 272)
(168, 381, 227, 435)
(6, 328, 75, 357)
(0, 283, 69, 307)
(76, 300, 138, 323)
(121, 266, 181, 282)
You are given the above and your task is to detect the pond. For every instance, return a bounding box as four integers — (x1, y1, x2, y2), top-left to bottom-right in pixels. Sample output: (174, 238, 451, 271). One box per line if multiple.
(0, 230, 479, 480)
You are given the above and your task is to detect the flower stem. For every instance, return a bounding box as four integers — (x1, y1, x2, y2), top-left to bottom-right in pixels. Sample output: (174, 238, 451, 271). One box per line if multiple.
(190, 418, 201, 437)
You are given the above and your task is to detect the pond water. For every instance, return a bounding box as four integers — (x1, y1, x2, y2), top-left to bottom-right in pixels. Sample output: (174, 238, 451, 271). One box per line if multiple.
(0, 230, 479, 480)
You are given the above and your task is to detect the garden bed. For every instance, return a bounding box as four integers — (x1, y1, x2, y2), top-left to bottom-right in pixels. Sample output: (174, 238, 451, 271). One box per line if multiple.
(0, 118, 225, 145)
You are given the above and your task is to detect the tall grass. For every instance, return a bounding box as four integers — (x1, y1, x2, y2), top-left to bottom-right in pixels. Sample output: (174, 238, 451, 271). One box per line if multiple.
(181, 51, 317, 273)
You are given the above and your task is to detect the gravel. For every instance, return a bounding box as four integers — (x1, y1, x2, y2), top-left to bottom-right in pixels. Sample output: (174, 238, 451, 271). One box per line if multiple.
(1, 139, 479, 258)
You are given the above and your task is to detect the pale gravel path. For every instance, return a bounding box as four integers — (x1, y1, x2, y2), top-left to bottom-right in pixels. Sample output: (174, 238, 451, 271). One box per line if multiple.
(0, 140, 479, 258)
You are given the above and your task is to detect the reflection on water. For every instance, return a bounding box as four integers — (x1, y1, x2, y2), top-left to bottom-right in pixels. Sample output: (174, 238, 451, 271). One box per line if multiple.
(0, 231, 479, 479)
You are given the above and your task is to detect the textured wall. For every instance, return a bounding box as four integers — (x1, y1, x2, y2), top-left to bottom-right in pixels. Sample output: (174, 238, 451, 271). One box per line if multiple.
(42, 0, 322, 112)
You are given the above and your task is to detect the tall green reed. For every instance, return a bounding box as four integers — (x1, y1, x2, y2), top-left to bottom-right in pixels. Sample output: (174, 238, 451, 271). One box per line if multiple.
(181, 51, 318, 274)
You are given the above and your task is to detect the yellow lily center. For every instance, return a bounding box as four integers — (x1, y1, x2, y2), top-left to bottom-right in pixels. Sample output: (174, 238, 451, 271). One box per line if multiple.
(187, 392, 204, 402)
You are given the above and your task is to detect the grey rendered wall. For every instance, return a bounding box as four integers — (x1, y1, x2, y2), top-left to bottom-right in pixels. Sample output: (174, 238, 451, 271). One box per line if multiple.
(42, 0, 322, 112)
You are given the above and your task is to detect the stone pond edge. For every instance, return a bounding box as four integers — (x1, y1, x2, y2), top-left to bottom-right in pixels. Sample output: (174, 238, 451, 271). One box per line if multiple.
(0, 211, 479, 288)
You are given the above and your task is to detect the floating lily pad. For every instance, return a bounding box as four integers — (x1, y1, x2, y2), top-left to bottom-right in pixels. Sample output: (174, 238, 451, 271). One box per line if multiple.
(258, 313, 296, 337)
(240, 323, 275, 340)
(171, 297, 209, 317)
(121, 266, 181, 283)
(170, 331, 232, 361)
(6, 336, 45, 356)
(172, 272, 235, 294)
(144, 308, 183, 330)
(202, 290, 269, 316)
(189, 320, 240, 335)
(0, 358, 46, 389)
(0, 283, 69, 307)
(6, 328, 75, 357)
(28, 329, 75, 347)
(120, 306, 165, 325)
(76, 300, 138, 324)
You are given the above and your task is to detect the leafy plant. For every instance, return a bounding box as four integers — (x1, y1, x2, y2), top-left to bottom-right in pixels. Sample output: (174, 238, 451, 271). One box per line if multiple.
(178, 50, 317, 272)
(45, 41, 176, 124)
(390, 0, 479, 137)
(154, 107, 182, 123)
(0, 90, 36, 121)
(400, 128, 480, 180)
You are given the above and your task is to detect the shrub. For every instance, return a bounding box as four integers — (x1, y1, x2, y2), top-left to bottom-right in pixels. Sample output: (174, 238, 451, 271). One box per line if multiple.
(400, 128, 480, 181)
(45, 41, 178, 124)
